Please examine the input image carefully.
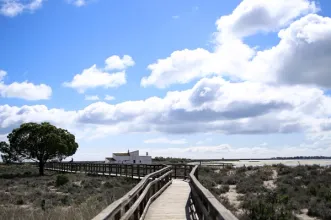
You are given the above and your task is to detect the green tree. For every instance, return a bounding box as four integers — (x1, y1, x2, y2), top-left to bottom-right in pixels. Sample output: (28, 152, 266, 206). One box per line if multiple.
(0, 122, 78, 175)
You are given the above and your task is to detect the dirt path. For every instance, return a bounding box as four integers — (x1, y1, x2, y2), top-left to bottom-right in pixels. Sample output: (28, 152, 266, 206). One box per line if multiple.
(263, 169, 278, 189)
(223, 185, 244, 215)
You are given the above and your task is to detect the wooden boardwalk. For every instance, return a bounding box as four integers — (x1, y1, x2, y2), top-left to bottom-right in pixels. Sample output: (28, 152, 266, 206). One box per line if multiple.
(44, 168, 142, 179)
(144, 179, 191, 220)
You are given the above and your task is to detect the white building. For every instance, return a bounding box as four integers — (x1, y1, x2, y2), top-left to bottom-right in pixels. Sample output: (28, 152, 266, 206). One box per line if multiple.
(105, 150, 152, 164)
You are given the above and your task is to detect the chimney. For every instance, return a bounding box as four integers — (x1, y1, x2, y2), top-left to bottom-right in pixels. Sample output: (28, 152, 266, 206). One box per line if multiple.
(146, 152, 148, 156)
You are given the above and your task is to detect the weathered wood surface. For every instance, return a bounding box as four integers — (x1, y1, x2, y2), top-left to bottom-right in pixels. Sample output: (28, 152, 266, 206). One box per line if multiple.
(92, 166, 172, 220)
(189, 165, 238, 220)
(44, 168, 142, 179)
(44, 162, 194, 179)
(144, 179, 191, 220)
(44, 163, 166, 180)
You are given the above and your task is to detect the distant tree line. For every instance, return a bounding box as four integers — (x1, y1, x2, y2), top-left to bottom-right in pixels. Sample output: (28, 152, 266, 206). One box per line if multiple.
(153, 157, 192, 164)
(271, 156, 331, 160)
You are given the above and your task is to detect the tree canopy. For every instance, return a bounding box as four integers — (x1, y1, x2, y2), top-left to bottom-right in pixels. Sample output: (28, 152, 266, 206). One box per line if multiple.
(0, 122, 78, 175)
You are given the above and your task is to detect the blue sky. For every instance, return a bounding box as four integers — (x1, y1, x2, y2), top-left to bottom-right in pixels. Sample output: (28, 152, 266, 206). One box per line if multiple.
(1, 0, 331, 160)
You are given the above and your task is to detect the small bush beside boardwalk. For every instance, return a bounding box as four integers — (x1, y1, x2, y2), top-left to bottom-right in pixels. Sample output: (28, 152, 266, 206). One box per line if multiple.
(199, 164, 331, 220)
(0, 163, 136, 220)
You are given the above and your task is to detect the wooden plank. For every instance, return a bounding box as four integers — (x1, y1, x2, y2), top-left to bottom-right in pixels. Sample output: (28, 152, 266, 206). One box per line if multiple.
(120, 170, 173, 220)
(139, 181, 172, 220)
(144, 180, 191, 220)
(92, 166, 171, 220)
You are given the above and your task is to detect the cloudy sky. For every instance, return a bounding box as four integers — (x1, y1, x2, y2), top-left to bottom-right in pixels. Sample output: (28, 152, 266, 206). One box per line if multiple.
(1, 0, 331, 160)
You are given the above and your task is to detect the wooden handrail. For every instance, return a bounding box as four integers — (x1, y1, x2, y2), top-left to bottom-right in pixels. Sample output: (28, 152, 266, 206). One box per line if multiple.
(92, 166, 172, 220)
(189, 165, 238, 220)
(44, 162, 166, 179)
(139, 180, 172, 220)
(120, 170, 173, 220)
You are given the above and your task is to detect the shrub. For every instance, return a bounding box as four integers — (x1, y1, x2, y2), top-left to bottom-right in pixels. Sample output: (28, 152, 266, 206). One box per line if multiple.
(211, 185, 230, 195)
(308, 200, 331, 219)
(103, 181, 114, 188)
(61, 195, 71, 206)
(56, 175, 69, 187)
(16, 199, 24, 205)
(241, 192, 295, 220)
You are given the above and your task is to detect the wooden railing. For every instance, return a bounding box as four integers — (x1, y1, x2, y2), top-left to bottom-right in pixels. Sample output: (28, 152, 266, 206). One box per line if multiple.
(44, 162, 165, 179)
(189, 165, 238, 220)
(92, 166, 173, 220)
(170, 164, 194, 179)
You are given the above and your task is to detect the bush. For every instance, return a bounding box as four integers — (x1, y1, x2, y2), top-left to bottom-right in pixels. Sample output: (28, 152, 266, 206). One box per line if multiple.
(308, 200, 331, 219)
(103, 181, 114, 188)
(56, 175, 69, 186)
(241, 192, 295, 220)
(16, 199, 24, 205)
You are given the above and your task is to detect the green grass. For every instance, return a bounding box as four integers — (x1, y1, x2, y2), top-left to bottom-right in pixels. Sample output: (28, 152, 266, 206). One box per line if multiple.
(199, 164, 331, 220)
(0, 164, 136, 220)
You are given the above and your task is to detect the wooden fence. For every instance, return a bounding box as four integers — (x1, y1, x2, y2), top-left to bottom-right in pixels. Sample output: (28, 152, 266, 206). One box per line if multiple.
(92, 166, 173, 220)
(188, 165, 238, 220)
(45, 162, 193, 180)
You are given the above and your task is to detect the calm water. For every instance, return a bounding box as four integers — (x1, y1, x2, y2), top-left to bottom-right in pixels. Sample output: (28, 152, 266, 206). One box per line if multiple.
(194, 159, 331, 167)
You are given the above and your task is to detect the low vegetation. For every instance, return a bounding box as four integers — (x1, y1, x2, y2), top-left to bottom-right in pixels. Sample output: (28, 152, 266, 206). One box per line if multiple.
(0, 163, 136, 220)
(199, 164, 331, 220)
(153, 156, 192, 164)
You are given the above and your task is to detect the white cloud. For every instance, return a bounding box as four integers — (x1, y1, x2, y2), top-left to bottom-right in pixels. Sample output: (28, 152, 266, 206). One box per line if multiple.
(144, 137, 187, 145)
(248, 14, 331, 87)
(85, 95, 99, 101)
(77, 77, 331, 135)
(0, 104, 76, 133)
(0, 0, 44, 17)
(1, 74, 331, 151)
(172, 15, 179, 19)
(216, 0, 317, 39)
(0, 70, 6, 80)
(63, 65, 126, 93)
(141, 0, 324, 88)
(67, 0, 91, 7)
(105, 55, 135, 71)
(64, 55, 134, 93)
(0, 70, 52, 100)
(104, 95, 115, 101)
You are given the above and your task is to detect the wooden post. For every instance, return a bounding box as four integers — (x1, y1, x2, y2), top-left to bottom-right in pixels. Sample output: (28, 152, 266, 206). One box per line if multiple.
(125, 165, 128, 177)
(174, 165, 177, 179)
(196, 167, 199, 180)
(137, 165, 140, 179)
(131, 165, 134, 179)
(184, 165, 187, 179)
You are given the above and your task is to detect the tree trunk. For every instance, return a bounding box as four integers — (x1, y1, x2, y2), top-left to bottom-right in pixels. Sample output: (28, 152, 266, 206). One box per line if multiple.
(39, 161, 45, 176)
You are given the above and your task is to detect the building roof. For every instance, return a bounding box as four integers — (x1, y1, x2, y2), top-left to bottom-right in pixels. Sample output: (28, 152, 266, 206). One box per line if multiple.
(113, 152, 130, 156)
(105, 157, 116, 161)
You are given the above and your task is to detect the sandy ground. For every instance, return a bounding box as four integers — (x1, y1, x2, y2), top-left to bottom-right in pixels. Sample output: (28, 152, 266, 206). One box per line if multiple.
(263, 169, 278, 190)
(296, 209, 320, 220)
(222, 185, 244, 215)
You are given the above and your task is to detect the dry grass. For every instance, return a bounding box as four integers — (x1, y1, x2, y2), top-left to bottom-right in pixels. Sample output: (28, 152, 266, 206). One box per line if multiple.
(0, 164, 136, 220)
